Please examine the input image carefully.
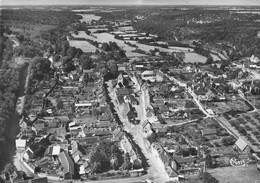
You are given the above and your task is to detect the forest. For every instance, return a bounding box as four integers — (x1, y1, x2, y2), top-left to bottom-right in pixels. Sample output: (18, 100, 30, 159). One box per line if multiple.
(133, 8, 260, 59)
(0, 30, 22, 170)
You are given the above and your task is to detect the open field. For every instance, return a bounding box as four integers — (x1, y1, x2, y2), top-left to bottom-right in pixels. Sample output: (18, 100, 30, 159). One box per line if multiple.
(208, 164, 260, 183)
(68, 40, 98, 52)
(71, 31, 207, 62)
(77, 13, 101, 23)
(71, 31, 145, 57)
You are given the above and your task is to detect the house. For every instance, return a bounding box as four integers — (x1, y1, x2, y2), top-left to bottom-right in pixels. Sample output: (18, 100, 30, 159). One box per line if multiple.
(116, 88, 134, 96)
(59, 151, 74, 180)
(201, 129, 217, 136)
(205, 89, 215, 100)
(116, 73, 126, 88)
(113, 128, 125, 141)
(122, 102, 137, 123)
(15, 139, 27, 151)
(156, 70, 167, 82)
(235, 138, 251, 152)
(141, 70, 156, 82)
(23, 137, 50, 160)
(118, 64, 127, 71)
(44, 145, 61, 157)
(173, 156, 197, 169)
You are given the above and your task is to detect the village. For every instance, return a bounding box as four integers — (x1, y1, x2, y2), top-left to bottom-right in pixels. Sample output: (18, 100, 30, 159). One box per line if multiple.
(2, 6, 260, 183)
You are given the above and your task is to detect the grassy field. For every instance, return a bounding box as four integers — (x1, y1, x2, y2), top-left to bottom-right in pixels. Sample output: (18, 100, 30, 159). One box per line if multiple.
(71, 31, 145, 57)
(68, 40, 98, 52)
(77, 13, 101, 23)
(71, 31, 207, 62)
(208, 164, 260, 183)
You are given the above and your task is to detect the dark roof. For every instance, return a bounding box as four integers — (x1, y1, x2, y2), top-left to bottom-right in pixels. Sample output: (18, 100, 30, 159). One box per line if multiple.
(117, 95, 125, 104)
(194, 87, 208, 95)
(201, 129, 217, 136)
(95, 129, 112, 136)
(174, 156, 197, 164)
(96, 121, 110, 128)
(58, 151, 74, 175)
(116, 88, 133, 96)
(77, 136, 99, 145)
(31, 177, 48, 183)
(122, 102, 135, 118)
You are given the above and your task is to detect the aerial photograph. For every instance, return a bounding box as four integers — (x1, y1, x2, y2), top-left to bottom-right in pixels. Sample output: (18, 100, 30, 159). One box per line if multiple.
(0, 0, 260, 182)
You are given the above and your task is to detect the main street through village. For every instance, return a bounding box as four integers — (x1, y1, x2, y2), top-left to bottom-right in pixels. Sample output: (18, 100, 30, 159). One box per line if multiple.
(107, 81, 170, 183)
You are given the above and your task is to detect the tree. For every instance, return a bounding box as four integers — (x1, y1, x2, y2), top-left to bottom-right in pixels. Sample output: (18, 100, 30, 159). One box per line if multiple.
(205, 154, 213, 168)
(147, 133, 158, 144)
(79, 54, 93, 69)
(67, 46, 77, 59)
(107, 60, 118, 76)
(110, 154, 119, 170)
(206, 55, 213, 64)
(31, 57, 52, 81)
(61, 41, 70, 56)
(62, 56, 75, 73)
(101, 42, 111, 51)
(3, 163, 16, 174)
(52, 54, 60, 62)
(121, 152, 132, 170)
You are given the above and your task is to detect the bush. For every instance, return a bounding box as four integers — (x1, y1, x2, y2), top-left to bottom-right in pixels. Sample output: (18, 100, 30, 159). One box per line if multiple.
(237, 126, 247, 135)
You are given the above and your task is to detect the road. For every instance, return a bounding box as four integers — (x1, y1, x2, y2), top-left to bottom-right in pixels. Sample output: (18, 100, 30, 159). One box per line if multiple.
(107, 81, 169, 183)
(164, 72, 213, 118)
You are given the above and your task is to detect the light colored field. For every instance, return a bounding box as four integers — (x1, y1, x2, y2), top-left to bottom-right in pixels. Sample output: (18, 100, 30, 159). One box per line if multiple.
(210, 53, 220, 61)
(68, 40, 98, 52)
(208, 164, 260, 183)
(169, 46, 194, 52)
(77, 14, 101, 23)
(71, 31, 145, 57)
(71, 31, 207, 62)
(184, 52, 207, 63)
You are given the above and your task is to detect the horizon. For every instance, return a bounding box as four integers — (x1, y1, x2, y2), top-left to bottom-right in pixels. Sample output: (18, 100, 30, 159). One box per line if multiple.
(1, 0, 260, 6)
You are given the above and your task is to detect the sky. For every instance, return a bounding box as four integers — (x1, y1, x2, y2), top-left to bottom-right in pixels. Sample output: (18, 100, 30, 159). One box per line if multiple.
(1, 0, 260, 6)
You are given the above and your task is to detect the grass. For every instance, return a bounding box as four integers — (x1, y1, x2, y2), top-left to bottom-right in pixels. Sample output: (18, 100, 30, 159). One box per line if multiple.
(208, 164, 260, 183)
(68, 40, 98, 52)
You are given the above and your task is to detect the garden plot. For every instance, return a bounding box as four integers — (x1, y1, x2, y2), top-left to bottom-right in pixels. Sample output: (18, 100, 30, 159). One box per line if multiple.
(204, 99, 251, 114)
(229, 112, 260, 149)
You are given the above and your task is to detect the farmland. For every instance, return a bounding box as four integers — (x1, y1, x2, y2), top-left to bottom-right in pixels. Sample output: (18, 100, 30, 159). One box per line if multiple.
(77, 13, 101, 23)
(68, 40, 98, 52)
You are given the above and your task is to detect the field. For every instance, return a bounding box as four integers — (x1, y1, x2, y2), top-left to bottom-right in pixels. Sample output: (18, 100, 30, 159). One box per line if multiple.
(77, 13, 101, 23)
(71, 31, 145, 57)
(68, 40, 98, 52)
(71, 31, 207, 61)
(208, 164, 260, 183)
(203, 99, 251, 114)
(229, 112, 260, 149)
(184, 52, 207, 63)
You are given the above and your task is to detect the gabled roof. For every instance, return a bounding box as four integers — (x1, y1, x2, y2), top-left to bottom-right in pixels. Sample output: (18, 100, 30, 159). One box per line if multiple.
(58, 151, 74, 175)
(156, 70, 165, 78)
(117, 95, 125, 104)
(122, 102, 135, 118)
(173, 156, 197, 164)
(235, 138, 248, 151)
(116, 88, 133, 96)
(201, 129, 217, 136)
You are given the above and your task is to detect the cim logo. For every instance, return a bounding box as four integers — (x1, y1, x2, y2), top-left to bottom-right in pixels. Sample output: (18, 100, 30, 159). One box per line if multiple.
(230, 157, 251, 167)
